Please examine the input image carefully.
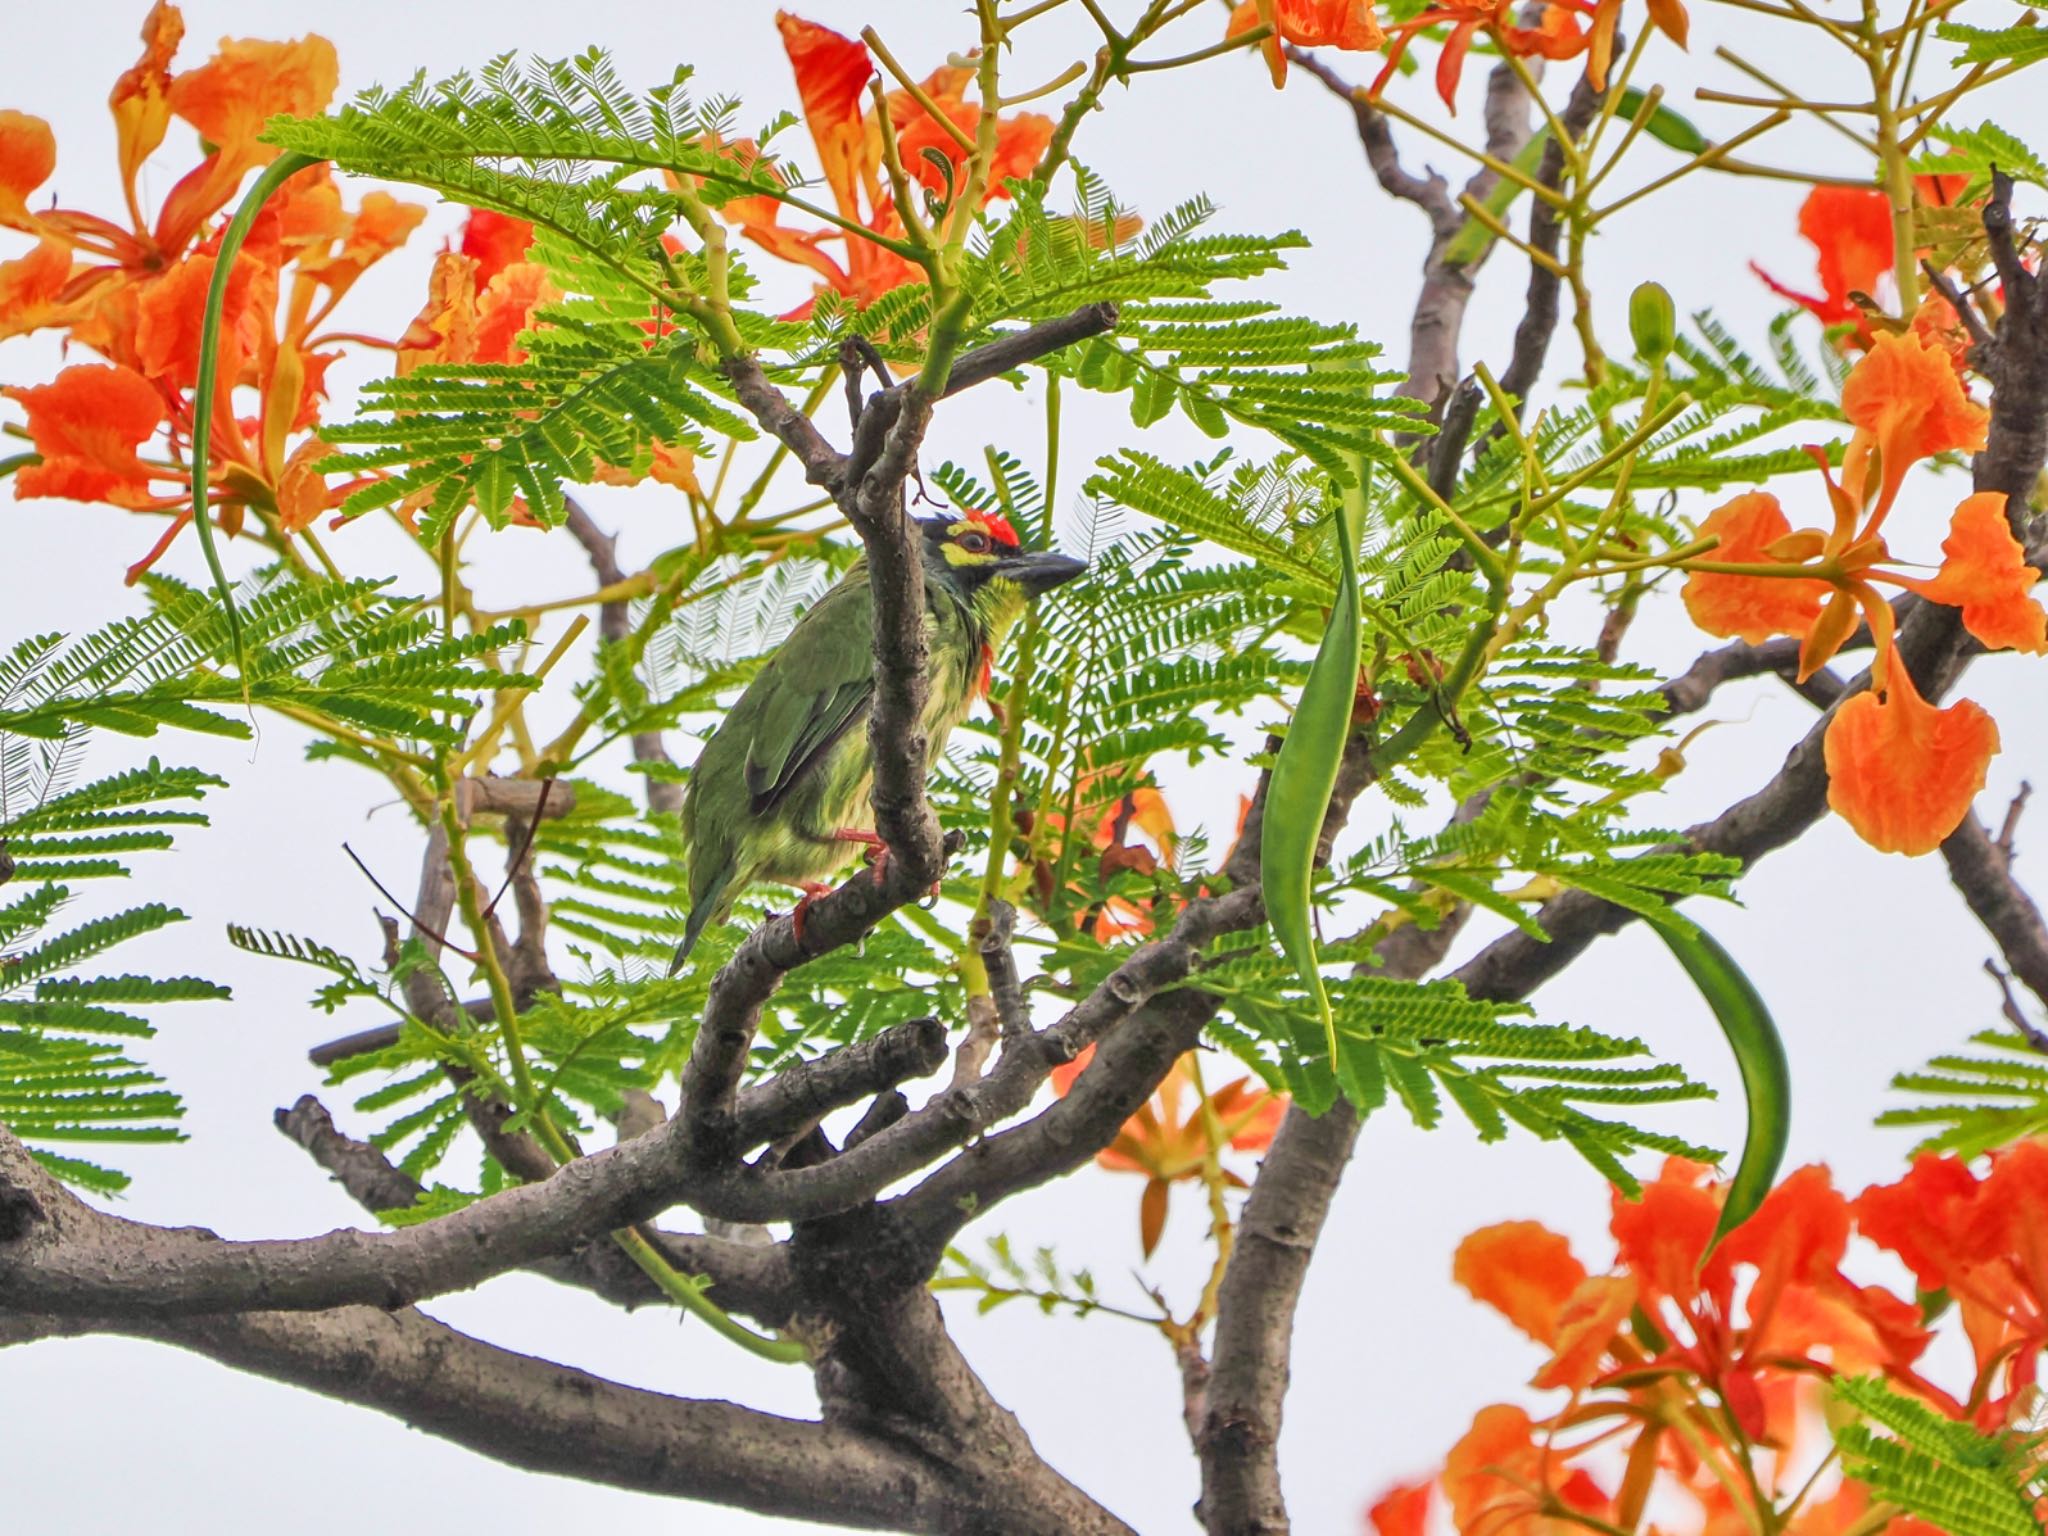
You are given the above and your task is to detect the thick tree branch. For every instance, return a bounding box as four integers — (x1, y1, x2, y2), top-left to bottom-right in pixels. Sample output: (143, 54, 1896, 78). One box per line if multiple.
(96, 1303, 971, 1532)
(0, 1116, 793, 1323)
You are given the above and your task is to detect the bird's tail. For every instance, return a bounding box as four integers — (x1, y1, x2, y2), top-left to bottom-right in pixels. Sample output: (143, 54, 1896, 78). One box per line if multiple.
(668, 872, 730, 976)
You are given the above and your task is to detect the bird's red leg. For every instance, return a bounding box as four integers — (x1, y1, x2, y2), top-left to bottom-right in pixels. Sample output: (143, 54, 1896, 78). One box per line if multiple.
(787, 881, 834, 946)
(830, 828, 941, 901)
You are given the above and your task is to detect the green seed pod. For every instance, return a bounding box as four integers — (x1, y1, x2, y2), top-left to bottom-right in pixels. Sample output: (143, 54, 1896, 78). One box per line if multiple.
(1630, 281, 1677, 365)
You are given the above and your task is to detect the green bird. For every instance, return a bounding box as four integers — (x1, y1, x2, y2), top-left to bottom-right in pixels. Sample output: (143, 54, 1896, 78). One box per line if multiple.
(672, 509, 1086, 969)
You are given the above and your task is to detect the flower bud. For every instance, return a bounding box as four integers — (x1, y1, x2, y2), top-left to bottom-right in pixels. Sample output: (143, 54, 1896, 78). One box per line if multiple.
(1630, 282, 1677, 364)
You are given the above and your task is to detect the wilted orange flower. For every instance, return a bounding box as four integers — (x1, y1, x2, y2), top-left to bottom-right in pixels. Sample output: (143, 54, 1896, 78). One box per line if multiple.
(1050, 1046, 1284, 1256)
(0, 8, 426, 578)
(1678, 335, 2019, 854)
(1225, 0, 1386, 88)
(728, 14, 1054, 312)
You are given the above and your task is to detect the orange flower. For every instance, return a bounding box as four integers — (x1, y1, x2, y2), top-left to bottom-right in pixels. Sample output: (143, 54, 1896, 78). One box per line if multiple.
(1675, 336, 2011, 856)
(0, 110, 56, 231)
(1680, 492, 1830, 644)
(0, 11, 421, 578)
(1371, 0, 1574, 112)
(1840, 329, 1988, 528)
(3, 364, 167, 509)
(1824, 665, 1998, 856)
(1226, 0, 1386, 88)
(471, 262, 562, 366)
(1753, 187, 1894, 333)
(1444, 1404, 1610, 1536)
(1050, 1046, 1284, 1256)
(109, 3, 185, 226)
(458, 208, 537, 290)
(1454, 1222, 1587, 1347)
(1855, 1144, 2048, 1427)
(0, 237, 73, 340)
(155, 31, 338, 253)
(1906, 493, 2047, 655)
(735, 15, 1054, 311)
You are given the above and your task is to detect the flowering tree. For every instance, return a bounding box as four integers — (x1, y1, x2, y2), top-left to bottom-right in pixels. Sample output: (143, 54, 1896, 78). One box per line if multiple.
(2, 3, 2047, 1533)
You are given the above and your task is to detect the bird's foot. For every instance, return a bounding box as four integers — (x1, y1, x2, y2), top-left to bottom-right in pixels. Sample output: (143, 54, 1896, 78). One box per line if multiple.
(787, 881, 835, 947)
(830, 829, 941, 903)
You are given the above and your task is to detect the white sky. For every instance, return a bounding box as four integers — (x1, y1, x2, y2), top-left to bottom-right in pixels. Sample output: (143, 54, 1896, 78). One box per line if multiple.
(2, 3, 2042, 1533)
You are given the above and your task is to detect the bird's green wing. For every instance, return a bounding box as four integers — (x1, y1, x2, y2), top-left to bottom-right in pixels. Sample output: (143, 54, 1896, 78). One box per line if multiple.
(742, 573, 877, 816)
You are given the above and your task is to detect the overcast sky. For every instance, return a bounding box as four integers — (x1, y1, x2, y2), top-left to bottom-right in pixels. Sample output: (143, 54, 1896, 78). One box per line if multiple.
(2, 3, 2039, 1532)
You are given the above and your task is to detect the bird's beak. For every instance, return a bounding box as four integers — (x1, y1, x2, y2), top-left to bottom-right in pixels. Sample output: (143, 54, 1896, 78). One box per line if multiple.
(1000, 550, 1088, 596)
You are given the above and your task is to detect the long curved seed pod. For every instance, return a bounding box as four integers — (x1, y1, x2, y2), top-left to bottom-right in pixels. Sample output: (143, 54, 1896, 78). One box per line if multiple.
(188, 150, 323, 687)
(1648, 913, 1791, 1254)
(1260, 476, 1365, 1070)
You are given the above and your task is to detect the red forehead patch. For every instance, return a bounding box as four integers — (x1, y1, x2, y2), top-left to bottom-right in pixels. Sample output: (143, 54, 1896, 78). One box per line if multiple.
(962, 507, 1020, 548)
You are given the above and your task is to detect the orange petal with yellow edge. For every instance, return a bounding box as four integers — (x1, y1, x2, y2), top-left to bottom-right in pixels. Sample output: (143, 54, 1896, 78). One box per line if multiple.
(110, 3, 186, 204)
(1452, 1221, 1586, 1345)
(0, 110, 56, 230)
(1840, 330, 1989, 523)
(1797, 588, 1861, 682)
(1824, 655, 1997, 855)
(1681, 491, 1830, 643)
(1916, 492, 2047, 654)
(0, 238, 75, 341)
(3, 363, 164, 507)
(399, 251, 479, 371)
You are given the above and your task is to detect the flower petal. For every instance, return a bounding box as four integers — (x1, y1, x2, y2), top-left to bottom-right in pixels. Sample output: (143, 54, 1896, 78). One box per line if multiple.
(0, 110, 57, 231)
(1453, 1221, 1587, 1345)
(1534, 1274, 1637, 1393)
(0, 237, 75, 341)
(110, 2, 186, 208)
(774, 13, 874, 226)
(1368, 1482, 1433, 1536)
(1916, 492, 2047, 655)
(458, 208, 537, 291)
(1682, 491, 1831, 642)
(1839, 330, 1990, 526)
(1824, 652, 1998, 855)
(3, 363, 164, 506)
(1798, 186, 1893, 311)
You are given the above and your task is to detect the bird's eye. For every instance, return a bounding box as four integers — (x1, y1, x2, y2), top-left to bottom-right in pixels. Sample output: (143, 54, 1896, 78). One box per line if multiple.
(958, 532, 991, 554)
